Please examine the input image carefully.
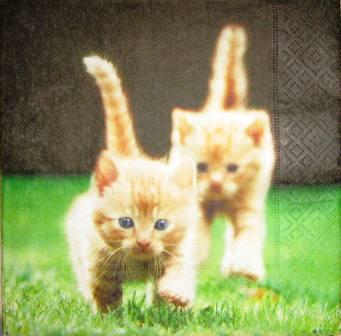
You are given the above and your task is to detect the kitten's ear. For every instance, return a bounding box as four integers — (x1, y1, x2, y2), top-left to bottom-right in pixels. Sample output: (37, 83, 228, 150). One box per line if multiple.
(169, 158, 196, 190)
(171, 109, 194, 145)
(246, 113, 270, 146)
(94, 150, 119, 196)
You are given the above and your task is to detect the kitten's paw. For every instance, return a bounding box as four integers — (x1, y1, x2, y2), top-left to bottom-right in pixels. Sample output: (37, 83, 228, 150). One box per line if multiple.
(231, 260, 265, 281)
(157, 279, 194, 308)
(221, 254, 265, 281)
(158, 288, 191, 307)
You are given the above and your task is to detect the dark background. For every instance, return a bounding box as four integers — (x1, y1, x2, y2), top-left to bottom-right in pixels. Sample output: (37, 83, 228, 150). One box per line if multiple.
(1, 0, 339, 183)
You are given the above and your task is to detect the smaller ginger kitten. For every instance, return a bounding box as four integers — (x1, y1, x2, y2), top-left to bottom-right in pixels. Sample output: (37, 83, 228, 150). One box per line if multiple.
(170, 25, 275, 280)
(66, 56, 198, 313)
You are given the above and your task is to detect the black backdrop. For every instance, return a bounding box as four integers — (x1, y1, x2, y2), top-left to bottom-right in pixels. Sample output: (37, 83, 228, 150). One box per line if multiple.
(1, 1, 339, 184)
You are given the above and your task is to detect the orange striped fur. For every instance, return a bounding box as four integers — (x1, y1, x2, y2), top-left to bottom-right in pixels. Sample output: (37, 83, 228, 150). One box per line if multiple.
(83, 56, 139, 157)
(204, 25, 247, 111)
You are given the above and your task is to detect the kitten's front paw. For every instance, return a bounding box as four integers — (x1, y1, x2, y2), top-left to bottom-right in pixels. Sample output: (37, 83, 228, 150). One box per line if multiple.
(157, 278, 194, 308)
(231, 259, 265, 281)
(221, 251, 265, 281)
(158, 288, 191, 307)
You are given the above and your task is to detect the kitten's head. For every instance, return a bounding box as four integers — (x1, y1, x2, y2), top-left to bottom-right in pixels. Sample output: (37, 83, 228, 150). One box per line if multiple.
(93, 150, 196, 260)
(171, 109, 272, 200)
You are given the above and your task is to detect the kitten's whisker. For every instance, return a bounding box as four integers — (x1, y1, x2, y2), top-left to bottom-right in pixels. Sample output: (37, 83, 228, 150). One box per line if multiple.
(97, 248, 125, 277)
(121, 251, 128, 278)
(123, 252, 129, 279)
(106, 240, 126, 244)
(164, 243, 181, 248)
(154, 257, 158, 278)
(125, 252, 132, 279)
(113, 251, 125, 278)
(94, 249, 125, 285)
(157, 257, 162, 277)
(153, 257, 157, 277)
(162, 249, 182, 260)
(96, 250, 114, 274)
(157, 256, 163, 278)
(98, 246, 125, 262)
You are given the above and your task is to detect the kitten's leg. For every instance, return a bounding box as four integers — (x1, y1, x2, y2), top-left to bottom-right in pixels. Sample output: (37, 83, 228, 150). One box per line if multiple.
(220, 220, 236, 276)
(146, 281, 162, 306)
(221, 208, 265, 280)
(157, 262, 196, 308)
(145, 281, 154, 306)
(195, 203, 215, 266)
(89, 263, 123, 313)
(91, 281, 123, 313)
(195, 216, 212, 266)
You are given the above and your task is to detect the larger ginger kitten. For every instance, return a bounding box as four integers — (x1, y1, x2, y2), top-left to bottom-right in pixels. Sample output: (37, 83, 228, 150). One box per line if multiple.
(66, 56, 198, 313)
(170, 25, 275, 280)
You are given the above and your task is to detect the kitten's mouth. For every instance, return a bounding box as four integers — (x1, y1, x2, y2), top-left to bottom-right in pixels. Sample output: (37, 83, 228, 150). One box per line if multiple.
(204, 184, 237, 200)
(205, 189, 226, 200)
(130, 247, 155, 260)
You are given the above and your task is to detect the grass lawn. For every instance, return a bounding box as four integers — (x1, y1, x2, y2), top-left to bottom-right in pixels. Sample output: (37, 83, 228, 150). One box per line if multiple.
(2, 176, 340, 335)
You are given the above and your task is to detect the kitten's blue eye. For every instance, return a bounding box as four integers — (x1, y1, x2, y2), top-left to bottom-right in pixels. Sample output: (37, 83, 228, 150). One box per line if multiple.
(226, 163, 239, 173)
(118, 217, 134, 229)
(154, 219, 169, 231)
(197, 162, 208, 173)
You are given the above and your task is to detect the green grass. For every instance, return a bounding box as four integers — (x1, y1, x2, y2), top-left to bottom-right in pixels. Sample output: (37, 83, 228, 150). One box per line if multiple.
(2, 176, 340, 335)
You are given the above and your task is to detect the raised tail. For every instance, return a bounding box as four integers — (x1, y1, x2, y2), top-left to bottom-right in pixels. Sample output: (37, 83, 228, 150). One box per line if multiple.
(204, 25, 248, 111)
(83, 56, 139, 157)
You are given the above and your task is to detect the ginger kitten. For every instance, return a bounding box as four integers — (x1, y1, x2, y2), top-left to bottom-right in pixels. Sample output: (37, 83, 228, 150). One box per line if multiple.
(65, 57, 198, 313)
(170, 25, 275, 280)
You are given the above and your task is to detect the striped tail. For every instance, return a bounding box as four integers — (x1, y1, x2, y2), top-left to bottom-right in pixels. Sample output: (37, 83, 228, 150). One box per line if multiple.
(83, 56, 139, 157)
(204, 25, 248, 111)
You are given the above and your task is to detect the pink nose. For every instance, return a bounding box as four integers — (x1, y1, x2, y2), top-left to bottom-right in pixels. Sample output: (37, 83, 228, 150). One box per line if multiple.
(210, 181, 222, 192)
(136, 240, 151, 251)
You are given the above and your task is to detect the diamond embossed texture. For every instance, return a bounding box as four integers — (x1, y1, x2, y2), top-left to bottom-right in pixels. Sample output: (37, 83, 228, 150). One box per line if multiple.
(274, 1, 340, 184)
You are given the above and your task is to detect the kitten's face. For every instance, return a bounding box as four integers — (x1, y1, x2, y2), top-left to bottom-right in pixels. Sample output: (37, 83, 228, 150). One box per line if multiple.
(93, 151, 196, 261)
(171, 109, 270, 200)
